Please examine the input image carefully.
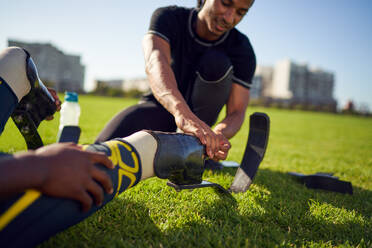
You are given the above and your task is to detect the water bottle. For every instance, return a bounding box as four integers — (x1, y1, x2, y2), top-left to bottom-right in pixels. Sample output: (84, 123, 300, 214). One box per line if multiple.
(57, 92, 81, 140)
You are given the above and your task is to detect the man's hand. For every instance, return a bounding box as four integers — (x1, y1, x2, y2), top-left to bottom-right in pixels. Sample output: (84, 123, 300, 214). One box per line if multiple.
(32, 143, 114, 211)
(213, 132, 231, 161)
(175, 112, 228, 160)
(0, 143, 115, 211)
(45, 88, 61, 121)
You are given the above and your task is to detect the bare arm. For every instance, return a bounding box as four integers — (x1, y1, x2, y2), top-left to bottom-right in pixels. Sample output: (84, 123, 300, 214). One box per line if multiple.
(0, 153, 45, 197)
(142, 34, 220, 158)
(212, 84, 250, 160)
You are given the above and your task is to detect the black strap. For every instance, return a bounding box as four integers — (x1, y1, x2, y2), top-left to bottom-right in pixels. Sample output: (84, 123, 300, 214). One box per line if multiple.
(288, 172, 353, 194)
(57, 126, 81, 144)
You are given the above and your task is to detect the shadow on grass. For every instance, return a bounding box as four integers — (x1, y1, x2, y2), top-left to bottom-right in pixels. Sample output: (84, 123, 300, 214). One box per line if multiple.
(255, 169, 372, 219)
(249, 169, 371, 246)
(172, 168, 371, 247)
(209, 166, 371, 219)
(42, 198, 162, 248)
(44, 169, 371, 247)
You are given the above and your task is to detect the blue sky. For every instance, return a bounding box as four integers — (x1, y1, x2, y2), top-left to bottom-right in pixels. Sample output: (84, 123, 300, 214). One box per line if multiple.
(1, 0, 371, 110)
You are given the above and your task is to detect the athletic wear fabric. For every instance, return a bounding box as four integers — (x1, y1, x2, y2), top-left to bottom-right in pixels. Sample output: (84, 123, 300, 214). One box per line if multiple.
(0, 139, 142, 248)
(0, 77, 18, 135)
(145, 5, 256, 101)
(96, 101, 178, 142)
(0, 47, 31, 102)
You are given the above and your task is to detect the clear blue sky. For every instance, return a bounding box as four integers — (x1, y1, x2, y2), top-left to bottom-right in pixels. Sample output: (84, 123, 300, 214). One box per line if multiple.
(1, 0, 371, 110)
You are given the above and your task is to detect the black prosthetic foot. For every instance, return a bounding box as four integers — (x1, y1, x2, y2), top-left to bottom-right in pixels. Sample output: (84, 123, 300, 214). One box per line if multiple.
(288, 172, 353, 194)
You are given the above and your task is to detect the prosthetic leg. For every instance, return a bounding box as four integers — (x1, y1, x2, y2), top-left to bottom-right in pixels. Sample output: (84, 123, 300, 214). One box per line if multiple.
(10, 49, 57, 149)
(0, 47, 57, 149)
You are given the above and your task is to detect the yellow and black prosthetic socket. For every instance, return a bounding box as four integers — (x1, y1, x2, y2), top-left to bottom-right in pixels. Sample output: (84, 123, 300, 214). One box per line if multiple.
(0, 138, 141, 248)
(146, 131, 205, 185)
(84, 138, 142, 195)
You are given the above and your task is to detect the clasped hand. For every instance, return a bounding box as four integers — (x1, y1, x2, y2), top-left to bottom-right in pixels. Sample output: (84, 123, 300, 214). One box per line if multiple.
(175, 114, 231, 161)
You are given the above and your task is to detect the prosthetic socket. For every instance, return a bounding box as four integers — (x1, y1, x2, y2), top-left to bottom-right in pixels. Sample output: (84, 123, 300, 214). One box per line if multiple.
(11, 49, 57, 149)
(146, 131, 205, 185)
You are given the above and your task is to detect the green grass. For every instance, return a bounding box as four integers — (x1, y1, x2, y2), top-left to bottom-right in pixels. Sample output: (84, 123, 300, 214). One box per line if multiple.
(1, 95, 371, 247)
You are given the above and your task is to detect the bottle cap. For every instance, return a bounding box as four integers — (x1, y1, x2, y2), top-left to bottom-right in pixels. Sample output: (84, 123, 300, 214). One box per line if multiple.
(64, 92, 78, 102)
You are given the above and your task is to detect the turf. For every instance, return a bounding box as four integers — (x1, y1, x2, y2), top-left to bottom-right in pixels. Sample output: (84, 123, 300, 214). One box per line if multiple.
(0, 95, 371, 247)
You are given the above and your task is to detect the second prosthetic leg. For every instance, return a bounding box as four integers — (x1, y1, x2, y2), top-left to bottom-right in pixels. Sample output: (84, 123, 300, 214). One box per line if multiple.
(0, 47, 57, 150)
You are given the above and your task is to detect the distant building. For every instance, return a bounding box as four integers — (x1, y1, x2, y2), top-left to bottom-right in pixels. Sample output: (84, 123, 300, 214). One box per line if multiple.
(8, 39, 85, 92)
(254, 59, 336, 108)
(250, 75, 262, 99)
(254, 65, 274, 98)
(95, 79, 124, 90)
(94, 77, 150, 93)
(123, 78, 150, 92)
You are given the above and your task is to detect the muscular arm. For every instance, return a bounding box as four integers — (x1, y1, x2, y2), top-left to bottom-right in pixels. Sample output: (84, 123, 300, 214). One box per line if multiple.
(212, 84, 250, 160)
(142, 34, 190, 120)
(142, 34, 220, 158)
(214, 84, 250, 139)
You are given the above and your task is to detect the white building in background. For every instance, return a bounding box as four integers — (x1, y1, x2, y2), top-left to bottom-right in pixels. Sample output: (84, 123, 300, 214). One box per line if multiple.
(271, 59, 308, 100)
(95, 79, 124, 89)
(94, 78, 150, 93)
(254, 59, 336, 107)
(122, 78, 150, 92)
(8, 39, 85, 92)
(254, 65, 274, 98)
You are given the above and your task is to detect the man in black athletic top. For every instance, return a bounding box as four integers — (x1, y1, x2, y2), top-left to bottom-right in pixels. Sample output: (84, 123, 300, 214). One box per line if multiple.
(96, 0, 256, 161)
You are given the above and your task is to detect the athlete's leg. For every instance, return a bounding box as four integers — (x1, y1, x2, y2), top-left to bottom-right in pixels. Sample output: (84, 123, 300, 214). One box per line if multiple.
(190, 49, 234, 126)
(0, 80, 18, 135)
(0, 47, 32, 134)
(95, 101, 177, 143)
(0, 131, 204, 247)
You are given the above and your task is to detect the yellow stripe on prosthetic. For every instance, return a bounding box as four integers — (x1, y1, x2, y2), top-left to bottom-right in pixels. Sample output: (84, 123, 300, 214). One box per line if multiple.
(115, 169, 137, 197)
(104, 140, 140, 197)
(0, 189, 41, 231)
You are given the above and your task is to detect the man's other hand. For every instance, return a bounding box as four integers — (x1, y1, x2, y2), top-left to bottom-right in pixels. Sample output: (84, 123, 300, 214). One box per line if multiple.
(175, 113, 224, 160)
(213, 132, 231, 161)
(45, 88, 61, 121)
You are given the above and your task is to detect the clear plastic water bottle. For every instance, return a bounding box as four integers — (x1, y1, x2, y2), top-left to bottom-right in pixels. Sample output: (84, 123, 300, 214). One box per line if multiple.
(57, 92, 81, 139)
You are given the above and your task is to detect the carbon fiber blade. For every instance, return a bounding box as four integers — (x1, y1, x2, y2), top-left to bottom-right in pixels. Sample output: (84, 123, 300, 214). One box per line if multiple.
(229, 112, 270, 193)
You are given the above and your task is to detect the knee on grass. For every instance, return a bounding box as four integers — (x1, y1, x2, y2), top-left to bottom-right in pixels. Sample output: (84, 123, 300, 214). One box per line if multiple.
(0, 47, 31, 101)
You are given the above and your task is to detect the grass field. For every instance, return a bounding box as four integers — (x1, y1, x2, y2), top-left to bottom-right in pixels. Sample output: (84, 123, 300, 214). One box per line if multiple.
(1, 95, 371, 247)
